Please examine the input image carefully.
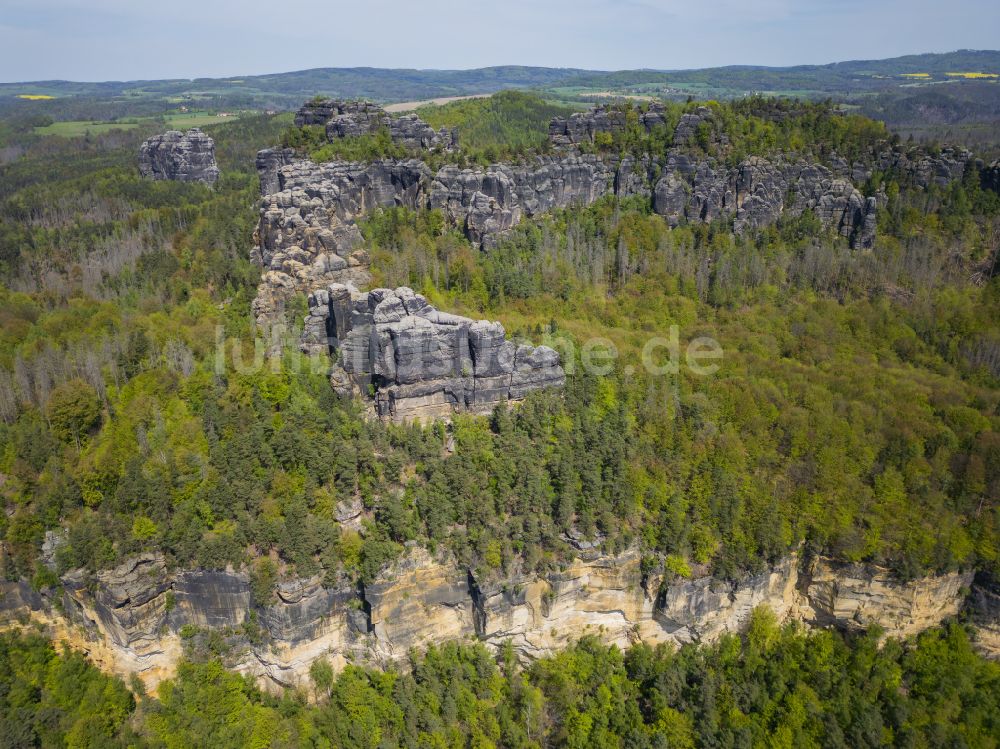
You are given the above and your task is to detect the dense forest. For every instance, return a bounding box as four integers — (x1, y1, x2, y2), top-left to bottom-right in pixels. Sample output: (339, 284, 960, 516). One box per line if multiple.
(0, 87, 998, 745)
(1, 94, 998, 592)
(2, 616, 998, 748)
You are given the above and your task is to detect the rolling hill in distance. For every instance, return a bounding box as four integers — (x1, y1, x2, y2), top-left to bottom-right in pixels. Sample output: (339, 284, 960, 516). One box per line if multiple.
(2, 49, 999, 149)
(0, 51, 995, 107)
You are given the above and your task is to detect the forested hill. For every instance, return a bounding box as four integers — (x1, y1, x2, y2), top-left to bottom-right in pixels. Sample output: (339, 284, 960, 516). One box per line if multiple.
(0, 66, 999, 745)
(0, 66, 597, 109)
(2, 619, 998, 747)
(4, 50, 997, 102)
(560, 49, 1000, 93)
(1, 92, 997, 591)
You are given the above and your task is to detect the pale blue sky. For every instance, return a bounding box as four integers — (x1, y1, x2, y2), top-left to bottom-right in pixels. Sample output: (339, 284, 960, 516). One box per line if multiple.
(1, 0, 998, 82)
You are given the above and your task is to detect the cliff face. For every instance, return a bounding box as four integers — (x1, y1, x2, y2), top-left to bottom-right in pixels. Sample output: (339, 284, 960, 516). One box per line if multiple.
(251, 101, 980, 337)
(139, 128, 219, 184)
(2, 549, 988, 693)
(301, 284, 564, 422)
(983, 160, 1000, 194)
(250, 103, 896, 334)
(966, 573, 1000, 657)
(654, 154, 878, 246)
(249, 151, 874, 334)
(548, 102, 668, 147)
(248, 151, 622, 344)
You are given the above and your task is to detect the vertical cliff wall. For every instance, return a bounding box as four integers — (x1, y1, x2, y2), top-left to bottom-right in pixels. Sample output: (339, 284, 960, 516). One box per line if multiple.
(300, 284, 565, 421)
(2, 550, 988, 694)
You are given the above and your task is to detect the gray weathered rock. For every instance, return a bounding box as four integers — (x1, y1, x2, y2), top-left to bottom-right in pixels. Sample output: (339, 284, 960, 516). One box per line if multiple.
(302, 284, 564, 421)
(548, 102, 669, 147)
(655, 154, 878, 249)
(138, 128, 219, 184)
(672, 106, 714, 146)
(249, 152, 621, 330)
(295, 99, 456, 151)
(255, 147, 296, 195)
(3, 549, 989, 693)
(983, 160, 1000, 194)
(251, 100, 977, 335)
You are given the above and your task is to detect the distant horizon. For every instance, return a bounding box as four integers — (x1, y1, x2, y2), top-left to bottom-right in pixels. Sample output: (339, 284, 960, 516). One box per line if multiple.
(3, 48, 999, 87)
(2, 0, 999, 83)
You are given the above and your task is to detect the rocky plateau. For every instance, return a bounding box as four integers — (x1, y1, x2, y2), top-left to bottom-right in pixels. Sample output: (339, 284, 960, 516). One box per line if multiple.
(251, 99, 975, 344)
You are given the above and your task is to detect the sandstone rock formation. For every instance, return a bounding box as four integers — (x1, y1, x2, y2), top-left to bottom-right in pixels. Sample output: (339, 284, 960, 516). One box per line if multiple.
(251, 147, 878, 331)
(249, 153, 617, 332)
(2, 549, 989, 694)
(295, 99, 457, 151)
(138, 128, 219, 184)
(983, 160, 1000, 194)
(254, 102, 978, 319)
(252, 103, 891, 311)
(968, 573, 1000, 658)
(672, 106, 712, 145)
(249, 100, 974, 411)
(548, 101, 668, 147)
(301, 284, 564, 421)
(255, 147, 296, 196)
(801, 557, 973, 638)
(654, 153, 878, 248)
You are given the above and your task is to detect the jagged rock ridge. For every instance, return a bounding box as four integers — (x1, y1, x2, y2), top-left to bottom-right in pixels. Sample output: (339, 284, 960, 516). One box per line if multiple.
(138, 128, 219, 184)
(300, 284, 564, 422)
(251, 104, 894, 321)
(1, 549, 989, 693)
(249, 152, 618, 332)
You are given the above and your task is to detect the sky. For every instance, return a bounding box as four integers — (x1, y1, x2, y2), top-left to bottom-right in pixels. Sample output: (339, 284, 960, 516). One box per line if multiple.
(1, 0, 998, 82)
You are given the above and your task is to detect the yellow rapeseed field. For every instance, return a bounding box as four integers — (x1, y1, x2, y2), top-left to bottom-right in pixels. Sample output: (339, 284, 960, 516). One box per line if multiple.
(16, 94, 55, 100)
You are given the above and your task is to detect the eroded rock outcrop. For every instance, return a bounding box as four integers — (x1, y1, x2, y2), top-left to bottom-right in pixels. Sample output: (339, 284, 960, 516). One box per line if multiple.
(654, 154, 878, 249)
(248, 100, 978, 414)
(251, 104, 887, 324)
(254, 101, 979, 317)
(139, 128, 219, 184)
(295, 99, 457, 151)
(967, 573, 1000, 659)
(3, 549, 991, 693)
(249, 153, 618, 332)
(548, 102, 668, 147)
(801, 557, 974, 638)
(983, 160, 1000, 194)
(301, 284, 564, 421)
